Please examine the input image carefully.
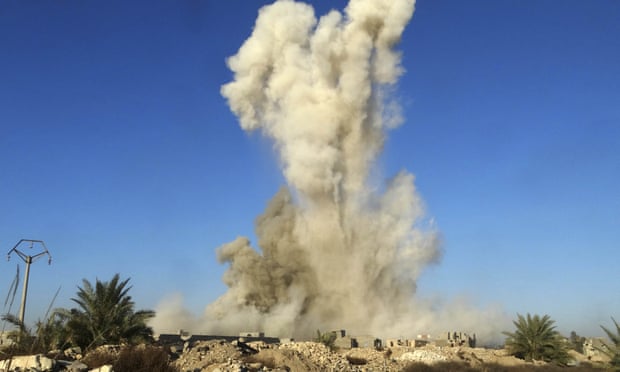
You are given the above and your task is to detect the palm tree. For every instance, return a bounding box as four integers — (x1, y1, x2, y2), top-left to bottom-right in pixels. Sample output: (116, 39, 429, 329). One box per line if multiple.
(598, 317, 620, 369)
(503, 313, 570, 366)
(62, 274, 155, 350)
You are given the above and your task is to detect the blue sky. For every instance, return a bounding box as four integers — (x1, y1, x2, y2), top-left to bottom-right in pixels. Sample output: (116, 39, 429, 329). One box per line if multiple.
(1, 0, 618, 338)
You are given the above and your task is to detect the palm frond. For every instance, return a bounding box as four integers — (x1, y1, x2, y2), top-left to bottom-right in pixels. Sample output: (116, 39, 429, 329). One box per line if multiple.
(597, 317, 620, 367)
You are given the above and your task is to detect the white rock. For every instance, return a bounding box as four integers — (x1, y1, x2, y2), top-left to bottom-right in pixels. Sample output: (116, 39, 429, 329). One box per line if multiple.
(66, 360, 89, 371)
(89, 365, 113, 372)
(0, 354, 55, 371)
(399, 349, 447, 363)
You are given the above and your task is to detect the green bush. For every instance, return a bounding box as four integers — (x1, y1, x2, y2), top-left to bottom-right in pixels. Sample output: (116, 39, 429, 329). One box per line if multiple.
(314, 329, 336, 350)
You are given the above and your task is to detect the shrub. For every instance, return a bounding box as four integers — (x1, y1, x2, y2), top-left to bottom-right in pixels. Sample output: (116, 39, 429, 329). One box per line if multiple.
(569, 331, 586, 353)
(0, 313, 66, 356)
(114, 345, 177, 372)
(83, 345, 177, 372)
(346, 355, 367, 365)
(314, 329, 336, 350)
(81, 347, 118, 369)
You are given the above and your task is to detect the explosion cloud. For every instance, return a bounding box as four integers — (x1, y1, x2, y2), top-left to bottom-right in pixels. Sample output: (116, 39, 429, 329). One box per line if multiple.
(152, 0, 506, 342)
(215, 0, 441, 338)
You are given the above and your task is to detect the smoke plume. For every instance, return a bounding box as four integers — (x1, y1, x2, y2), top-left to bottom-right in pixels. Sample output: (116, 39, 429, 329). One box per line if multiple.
(151, 0, 507, 342)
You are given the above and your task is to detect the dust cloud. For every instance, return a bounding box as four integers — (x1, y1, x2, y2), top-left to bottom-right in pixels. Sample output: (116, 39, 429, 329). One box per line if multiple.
(151, 0, 506, 343)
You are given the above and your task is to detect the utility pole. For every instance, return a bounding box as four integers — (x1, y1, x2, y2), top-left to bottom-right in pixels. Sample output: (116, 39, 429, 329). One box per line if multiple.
(7, 239, 52, 325)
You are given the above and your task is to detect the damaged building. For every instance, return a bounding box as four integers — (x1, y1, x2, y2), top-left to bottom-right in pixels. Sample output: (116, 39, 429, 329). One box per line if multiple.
(435, 331, 477, 348)
(385, 331, 476, 349)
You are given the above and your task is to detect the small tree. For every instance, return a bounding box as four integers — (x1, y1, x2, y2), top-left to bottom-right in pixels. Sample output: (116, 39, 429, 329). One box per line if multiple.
(569, 330, 585, 353)
(503, 313, 570, 366)
(60, 274, 155, 350)
(2, 310, 71, 356)
(34, 312, 73, 353)
(314, 329, 336, 350)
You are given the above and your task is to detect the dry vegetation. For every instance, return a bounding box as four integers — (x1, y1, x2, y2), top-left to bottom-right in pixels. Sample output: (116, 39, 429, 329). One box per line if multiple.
(82, 345, 176, 372)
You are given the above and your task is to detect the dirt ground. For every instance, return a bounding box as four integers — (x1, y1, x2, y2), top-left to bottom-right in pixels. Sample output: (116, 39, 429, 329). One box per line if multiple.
(172, 340, 610, 371)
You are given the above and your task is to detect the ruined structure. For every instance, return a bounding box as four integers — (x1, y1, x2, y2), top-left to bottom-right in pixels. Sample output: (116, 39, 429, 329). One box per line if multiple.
(330, 330, 382, 350)
(154, 330, 280, 347)
(583, 337, 612, 363)
(154, 328, 478, 354)
(385, 331, 476, 349)
(436, 331, 477, 348)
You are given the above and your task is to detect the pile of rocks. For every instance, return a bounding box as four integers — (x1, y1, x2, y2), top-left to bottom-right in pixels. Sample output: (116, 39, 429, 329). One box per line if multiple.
(0, 353, 100, 372)
(398, 349, 447, 364)
(174, 340, 378, 371)
(176, 339, 599, 371)
(1, 339, 576, 371)
(172, 339, 528, 371)
(172, 340, 246, 372)
(278, 341, 344, 370)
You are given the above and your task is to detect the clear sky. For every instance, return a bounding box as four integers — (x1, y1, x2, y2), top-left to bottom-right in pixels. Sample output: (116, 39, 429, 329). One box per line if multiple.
(1, 0, 618, 339)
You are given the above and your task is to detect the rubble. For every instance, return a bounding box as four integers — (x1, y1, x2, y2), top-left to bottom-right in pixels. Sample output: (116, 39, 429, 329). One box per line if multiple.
(172, 340, 246, 372)
(0, 336, 610, 371)
(398, 349, 447, 363)
(88, 366, 113, 372)
(64, 360, 89, 372)
(169, 339, 559, 371)
(0, 354, 55, 371)
(583, 337, 612, 363)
